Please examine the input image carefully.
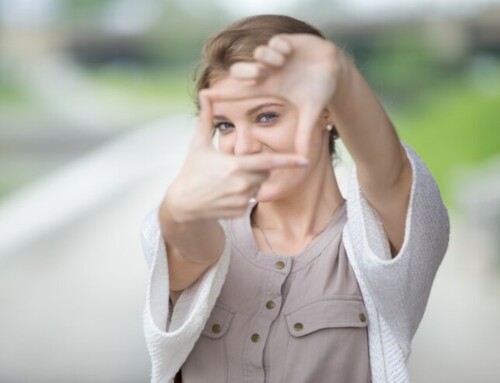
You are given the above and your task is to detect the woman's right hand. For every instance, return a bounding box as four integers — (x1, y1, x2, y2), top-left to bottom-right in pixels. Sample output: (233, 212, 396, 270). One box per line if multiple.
(161, 92, 309, 223)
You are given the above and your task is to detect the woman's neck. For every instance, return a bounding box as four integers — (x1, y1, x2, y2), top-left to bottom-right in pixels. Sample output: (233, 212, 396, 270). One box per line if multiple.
(251, 157, 344, 242)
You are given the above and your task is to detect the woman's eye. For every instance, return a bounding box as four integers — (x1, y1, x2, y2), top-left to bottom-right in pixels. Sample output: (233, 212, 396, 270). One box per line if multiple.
(214, 122, 234, 133)
(257, 112, 279, 124)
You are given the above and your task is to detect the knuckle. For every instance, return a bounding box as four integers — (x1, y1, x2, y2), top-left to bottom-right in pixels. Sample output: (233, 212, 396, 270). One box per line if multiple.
(233, 179, 250, 193)
(237, 196, 250, 207)
(235, 206, 248, 216)
(253, 45, 268, 59)
(198, 89, 209, 102)
(227, 196, 248, 211)
(326, 42, 340, 59)
(270, 34, 288, 44)
(225, 161, 241, 176)
(326, 45, 343, 72)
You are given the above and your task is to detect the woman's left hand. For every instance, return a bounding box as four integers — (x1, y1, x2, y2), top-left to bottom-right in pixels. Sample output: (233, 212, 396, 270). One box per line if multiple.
(203, 33, 349, 156)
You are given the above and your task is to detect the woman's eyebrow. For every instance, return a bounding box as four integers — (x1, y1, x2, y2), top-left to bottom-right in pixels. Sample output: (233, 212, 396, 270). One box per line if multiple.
(212, 102, 286, 120)
(247, 102, 286, 116)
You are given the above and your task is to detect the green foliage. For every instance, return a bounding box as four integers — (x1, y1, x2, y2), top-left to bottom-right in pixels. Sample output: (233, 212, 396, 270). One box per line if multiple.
(0, 76, 28, 104)
(60, 0, 114, 15)
(365, 30, 433, 78)
(393, 66, 500, 205)
(349, 28, 499, 207)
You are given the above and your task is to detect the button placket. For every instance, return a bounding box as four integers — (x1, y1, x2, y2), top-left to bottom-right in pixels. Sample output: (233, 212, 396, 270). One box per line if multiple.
(274, 260, 285, 269)
(244, 261, 290, 383)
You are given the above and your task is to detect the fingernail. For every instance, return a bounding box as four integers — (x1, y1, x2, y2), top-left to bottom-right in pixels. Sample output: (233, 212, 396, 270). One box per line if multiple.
(275, 38, 292, 54)
(268, 51, 285, 66)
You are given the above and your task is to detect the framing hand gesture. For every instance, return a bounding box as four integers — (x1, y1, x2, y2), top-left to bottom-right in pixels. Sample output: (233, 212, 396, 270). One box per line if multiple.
(164, 93, 309, 222)
(202, 33, 346, 157)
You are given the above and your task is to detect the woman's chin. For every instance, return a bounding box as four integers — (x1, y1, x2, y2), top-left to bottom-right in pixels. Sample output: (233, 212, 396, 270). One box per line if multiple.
(255, 183, 291, 202)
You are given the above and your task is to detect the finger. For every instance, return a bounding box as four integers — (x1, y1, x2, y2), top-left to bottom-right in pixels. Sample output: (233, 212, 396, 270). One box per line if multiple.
(250, 183, 261, 198)
(235, 153, 309, 172)
(230, 62, 271, 81)
(242, 172, 270, 189)
(212, 207, 249, 218)
(254, 46, 286, 68)
(202, 84, 278, 103)
(193, 90, 215, 145)
(295, 103, 324, 157)
(216, 194, 252, 208)
(202, 81, 292, 107)
(268, 35, 293, 56)
(226, 173, 267, 195)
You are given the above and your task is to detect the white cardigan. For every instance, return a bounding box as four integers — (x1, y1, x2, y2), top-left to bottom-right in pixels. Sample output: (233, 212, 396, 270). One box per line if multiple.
(140, 143, 450, 383)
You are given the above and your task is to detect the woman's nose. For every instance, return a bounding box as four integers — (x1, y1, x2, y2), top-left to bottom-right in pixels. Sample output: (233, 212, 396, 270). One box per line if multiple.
(234, 127, 262, 156)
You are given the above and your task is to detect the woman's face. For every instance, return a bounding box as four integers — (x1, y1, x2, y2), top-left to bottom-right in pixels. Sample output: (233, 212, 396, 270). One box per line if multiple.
(209, 77, 330, 202)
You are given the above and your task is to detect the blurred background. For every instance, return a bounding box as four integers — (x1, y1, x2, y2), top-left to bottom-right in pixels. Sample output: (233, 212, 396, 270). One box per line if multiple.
(0, 0, 499, 382)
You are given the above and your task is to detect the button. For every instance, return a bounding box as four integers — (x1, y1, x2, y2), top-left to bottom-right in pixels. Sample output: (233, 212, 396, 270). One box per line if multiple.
(359, 313, 366, 323)
(251, 333, 260, 343)
(211, 324, 221, 334)
(265, 300, 275, 309)
(275, 260, 285, 269)
(293, 322, 304, 331)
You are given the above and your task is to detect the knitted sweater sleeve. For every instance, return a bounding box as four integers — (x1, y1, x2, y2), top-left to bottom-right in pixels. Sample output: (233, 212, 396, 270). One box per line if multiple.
(140, 208, 232, 383)
(343, 142, 450, 355)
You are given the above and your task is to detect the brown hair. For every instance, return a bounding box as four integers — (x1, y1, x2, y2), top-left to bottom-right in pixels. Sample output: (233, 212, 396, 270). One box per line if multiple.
(193, 14, 339, 156)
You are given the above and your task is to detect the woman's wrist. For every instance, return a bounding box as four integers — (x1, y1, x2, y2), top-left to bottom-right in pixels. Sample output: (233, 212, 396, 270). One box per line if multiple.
(327, 44, 354, 112)
(160, 186, 194, 226)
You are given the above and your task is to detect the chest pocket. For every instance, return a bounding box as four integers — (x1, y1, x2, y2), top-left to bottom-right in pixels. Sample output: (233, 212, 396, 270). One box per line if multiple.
(281, 297, 370, 383)
(285, 297, 368, 337)
(182, 304, 235, 383)
(201, 303, 235, 338)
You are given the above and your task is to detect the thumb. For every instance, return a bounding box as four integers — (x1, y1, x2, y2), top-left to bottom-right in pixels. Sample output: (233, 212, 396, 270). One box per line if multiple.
(192, 90, 215, 147)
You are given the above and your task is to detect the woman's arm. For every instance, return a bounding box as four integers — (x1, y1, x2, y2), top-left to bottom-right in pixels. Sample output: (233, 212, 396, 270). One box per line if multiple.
(159, 198, 225, 297)
(225, 34, 412, 256)
(160, 93, 308, 299)
(344, 143, 449, 351)
(327, 53, 412, 257)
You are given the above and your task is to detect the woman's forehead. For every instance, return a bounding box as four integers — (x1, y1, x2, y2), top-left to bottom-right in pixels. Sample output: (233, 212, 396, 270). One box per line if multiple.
(210, 77, 292, 117)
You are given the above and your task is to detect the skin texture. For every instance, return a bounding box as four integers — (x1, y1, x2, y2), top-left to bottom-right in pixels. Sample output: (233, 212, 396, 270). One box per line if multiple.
(161, 33, 412, 305)
(210, 84, 344, 255)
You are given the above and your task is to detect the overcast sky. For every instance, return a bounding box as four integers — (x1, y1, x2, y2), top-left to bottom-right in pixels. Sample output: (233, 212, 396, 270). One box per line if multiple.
(215, 0, 500, 19)
(2, 0, 500, 26)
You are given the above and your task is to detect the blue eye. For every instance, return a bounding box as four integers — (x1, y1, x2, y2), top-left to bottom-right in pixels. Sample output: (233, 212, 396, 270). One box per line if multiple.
(258, 112, 279, 123)
(214, 122, 234, 134)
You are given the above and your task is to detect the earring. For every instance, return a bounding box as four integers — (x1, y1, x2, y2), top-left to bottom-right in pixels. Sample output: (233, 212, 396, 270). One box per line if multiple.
(326, 124, 334, 131)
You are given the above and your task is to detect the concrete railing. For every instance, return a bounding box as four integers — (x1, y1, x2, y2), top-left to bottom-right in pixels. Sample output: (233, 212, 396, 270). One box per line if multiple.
(0, 114, 195, 258)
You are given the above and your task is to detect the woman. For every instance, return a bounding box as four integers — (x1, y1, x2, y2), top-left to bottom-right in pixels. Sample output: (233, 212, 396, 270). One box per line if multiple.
(141, 14, 450, 383)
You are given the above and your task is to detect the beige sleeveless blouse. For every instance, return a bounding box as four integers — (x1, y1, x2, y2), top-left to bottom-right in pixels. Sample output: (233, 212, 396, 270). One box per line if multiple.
(177, 200, 371, 382)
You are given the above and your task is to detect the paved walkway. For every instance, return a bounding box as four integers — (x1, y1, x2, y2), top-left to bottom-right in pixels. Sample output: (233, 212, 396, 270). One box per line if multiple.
(0, 121, 498, 382)
(409, 213, 500, 382)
